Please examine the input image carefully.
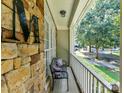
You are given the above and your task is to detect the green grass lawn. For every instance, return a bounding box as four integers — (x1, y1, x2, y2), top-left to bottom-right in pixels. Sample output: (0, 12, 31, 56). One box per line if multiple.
(94, 65, 120, 81)
(112, 50, 120, 56)
(75, 54, 120, 84)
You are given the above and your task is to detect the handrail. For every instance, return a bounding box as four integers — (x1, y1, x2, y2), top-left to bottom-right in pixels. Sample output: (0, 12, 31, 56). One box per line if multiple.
(72, 54, 112, 90)
(70, 53, 119, 93)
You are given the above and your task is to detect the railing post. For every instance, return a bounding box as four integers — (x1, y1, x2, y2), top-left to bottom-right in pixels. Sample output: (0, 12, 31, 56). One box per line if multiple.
(90, 74, 93, 93)
(111, 84, 119, 93)
(87, 72, 89, 93)
(98, 82, 101, 93)
(104, 87, 108, 93)
(70, 55, 120, 93)
(83, 67, 85, 92)
(85, 69, 87, 93)
(84, 68, 86, 92)
(93, 77, 97, 93)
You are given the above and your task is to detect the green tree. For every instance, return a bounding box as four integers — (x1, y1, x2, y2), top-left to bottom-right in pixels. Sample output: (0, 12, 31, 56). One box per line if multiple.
(76, 0, 120, 59)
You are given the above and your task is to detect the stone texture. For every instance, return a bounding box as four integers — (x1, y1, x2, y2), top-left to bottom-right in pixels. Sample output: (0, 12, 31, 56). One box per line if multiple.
(28, 44, 39, 56)
(31, 64, 37, 77)
(1, 4, 22, 32)
(13, 57, 21, 69)
(39, 30, 44, 41)
(31, 63, 41, 77)
(9, 85, 25, 93)
(32, 0, 37, 4)
(23, 0, 30, 10)
(5, 64, 30, 90)
(24, 78, 34, 90)
(31, 54, 40, 65)
(39, 42, 44, 52)
(25, 8, 30, 21)
(17, 44, 28, 57)
(31, 61, 44, 79)
(18, 44, 39, 56)
(37, 73, 45, 93)
(40, 52, 44, 59)
(40, 52, 44, 63)
(36, 61, 44, 74)
(2, 29, 24, 42)
(28, 85, 34, 93)
(27, 32, 35, 44)
(1, 59, 13, 74)
(22, 56, 31, 65)
(1, 1, 45, 93)
(36, 61, 42, 71)
(36, 0, 44, 16)
(1, 0, 13, 9)
(34, 77, 41, 93)
(41, 62, 45, 73)
(1, 76, 9, 93)
(42, 71, 46, 85)
(1, 43, 18, 59)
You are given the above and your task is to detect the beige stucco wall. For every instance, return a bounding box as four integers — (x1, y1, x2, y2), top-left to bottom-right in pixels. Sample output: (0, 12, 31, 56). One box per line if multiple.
(57, 30, 69, 65)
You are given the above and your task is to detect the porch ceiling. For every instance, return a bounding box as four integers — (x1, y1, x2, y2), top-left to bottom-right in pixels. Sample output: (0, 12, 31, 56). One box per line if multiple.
(46, 0, 95, 30)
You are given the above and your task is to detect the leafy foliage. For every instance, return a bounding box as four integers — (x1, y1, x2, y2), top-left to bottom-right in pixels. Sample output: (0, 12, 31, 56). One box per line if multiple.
(76, 0, 120, 58)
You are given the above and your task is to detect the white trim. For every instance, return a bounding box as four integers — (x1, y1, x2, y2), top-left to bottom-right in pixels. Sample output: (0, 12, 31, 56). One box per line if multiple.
(70, 27, 75, 54)
(69, 0, 95, 54)
(57, 26, 69, 30)
(44, 0, 57, 77)
(70, 0, 95, 28)
(75, 0, 95, 27)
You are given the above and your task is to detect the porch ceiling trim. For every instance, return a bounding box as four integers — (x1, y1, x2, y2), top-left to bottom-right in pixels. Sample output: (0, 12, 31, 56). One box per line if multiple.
(45, 0, 58, 31)
(46, 0, 75, 31)
(70, 0, 95, 29)
(46, 0, 95, 31)
(68, 0, 80, 28)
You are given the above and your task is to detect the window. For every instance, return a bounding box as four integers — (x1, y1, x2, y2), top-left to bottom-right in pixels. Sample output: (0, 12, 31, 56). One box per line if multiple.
(44, 19, 56, 78)
(44, 19, 51, 78)
(45, 20, 49, 49)
(50, 29, 52, 48)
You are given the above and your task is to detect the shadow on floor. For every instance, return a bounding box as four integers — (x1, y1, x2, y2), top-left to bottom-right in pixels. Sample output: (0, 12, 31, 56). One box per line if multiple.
(52, 67, 79, 93)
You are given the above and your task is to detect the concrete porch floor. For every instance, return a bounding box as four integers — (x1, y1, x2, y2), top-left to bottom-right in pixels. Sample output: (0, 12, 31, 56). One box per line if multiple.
(52, 67, 80, 93)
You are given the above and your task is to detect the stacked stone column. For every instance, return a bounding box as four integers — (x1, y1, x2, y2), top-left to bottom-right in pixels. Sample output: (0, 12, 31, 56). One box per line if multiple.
(1, 0, 45, 93)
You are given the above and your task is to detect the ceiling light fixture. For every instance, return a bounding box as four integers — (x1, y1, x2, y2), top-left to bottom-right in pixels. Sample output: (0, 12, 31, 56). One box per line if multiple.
(60, 10, 66, 17)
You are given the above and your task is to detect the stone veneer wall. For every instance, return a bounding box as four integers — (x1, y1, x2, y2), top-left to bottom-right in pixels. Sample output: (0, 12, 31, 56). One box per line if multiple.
(1, 0, 46, 93)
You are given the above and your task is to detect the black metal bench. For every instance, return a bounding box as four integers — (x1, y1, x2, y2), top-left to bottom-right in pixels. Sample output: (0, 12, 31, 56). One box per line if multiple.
(50, 58, 69, 91)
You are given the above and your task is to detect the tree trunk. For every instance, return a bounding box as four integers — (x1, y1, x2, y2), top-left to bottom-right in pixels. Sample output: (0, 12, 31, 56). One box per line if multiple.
(89, 45, 91, 53)
(96, 48, 99, 59)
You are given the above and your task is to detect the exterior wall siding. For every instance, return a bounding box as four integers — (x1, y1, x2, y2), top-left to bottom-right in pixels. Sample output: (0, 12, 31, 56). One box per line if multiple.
(57, 30, 69, 65)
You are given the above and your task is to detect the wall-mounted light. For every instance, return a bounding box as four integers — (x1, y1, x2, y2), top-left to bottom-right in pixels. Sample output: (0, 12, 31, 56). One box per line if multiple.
(60, 10, 66, 17)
